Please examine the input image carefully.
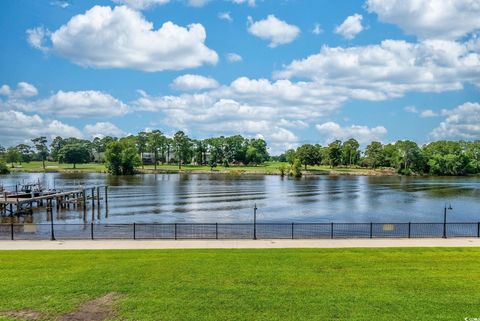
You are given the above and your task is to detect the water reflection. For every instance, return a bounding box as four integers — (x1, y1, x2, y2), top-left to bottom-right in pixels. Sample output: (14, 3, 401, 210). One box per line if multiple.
(0, 173, 479, 224)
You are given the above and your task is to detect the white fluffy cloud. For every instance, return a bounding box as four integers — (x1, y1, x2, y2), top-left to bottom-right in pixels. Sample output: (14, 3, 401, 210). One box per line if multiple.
(27, 5, 218, 72)
(366, 0, 480, 40)
(0, 110, 83, 145)
(247, 15, 300, 48)
(316, 122, 387, 145)
(84, 122, 126, 138)
(171, 74, 219, 91)
(430, 102, 480, 140)
(335, 14, 363, 40)
(226, 53, 242, 62)
(275, 39, 480, 100)
(112, 0, 170, 9)
(1, 87, 129, 118)
(0, 82, 38, 98)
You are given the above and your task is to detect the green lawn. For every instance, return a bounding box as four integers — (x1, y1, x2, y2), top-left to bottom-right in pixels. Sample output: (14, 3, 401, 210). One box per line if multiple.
(0, 248, 479, 320)
(8, 161, 107, 172)
(8, 161, 389, 175)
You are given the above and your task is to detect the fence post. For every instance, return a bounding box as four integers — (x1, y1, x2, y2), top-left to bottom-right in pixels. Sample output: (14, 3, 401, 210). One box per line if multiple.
(331, 222, 334, 239)
(215, 223, 218, 240)
(90, 222, 94, 240)
(370, 222, 373, 239)
(478, 222, 480, 238)
(174, 223, 177, 240)
(291, 222, 294, 240)
(408, 222, 411, 238)
(50, 212, 55, 241)
(10, 223, 14, 240)
(133, 222, 136, 240)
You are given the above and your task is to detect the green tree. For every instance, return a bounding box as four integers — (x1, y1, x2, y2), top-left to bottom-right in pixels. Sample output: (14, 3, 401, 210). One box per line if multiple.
(15, 144, 33, 164)
(136, 131, 149, 169)
(246, 146, 262, 165)
(247, 138, 269, 165)
(296, 144, 321, 170)
(50, 136, 65, 161)
(172, 131, 191, 169)
(341, 138, 360, 167)
(147, 130, 164, 170)
(284, 149, 296, 165)
(327, 140, 342, 168)
(395, 140, 424, 174)
(5, 148, 21, 167)
(31, 136, 49, 170)
(105, 141, 140, 175)
(58, 143, 91, 169)
(364, 141, 384, 169)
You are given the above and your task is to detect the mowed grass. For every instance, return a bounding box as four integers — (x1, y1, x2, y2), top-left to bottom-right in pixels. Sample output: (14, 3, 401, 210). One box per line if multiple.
(0, 248, 479, 321)
(8, 161, 107, 172)
(8, 161, 387, 175)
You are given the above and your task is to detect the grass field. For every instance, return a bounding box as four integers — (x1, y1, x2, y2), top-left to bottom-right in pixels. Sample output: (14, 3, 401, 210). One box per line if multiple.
(0, 248, 479, 320)
(7, 161, 392, 176)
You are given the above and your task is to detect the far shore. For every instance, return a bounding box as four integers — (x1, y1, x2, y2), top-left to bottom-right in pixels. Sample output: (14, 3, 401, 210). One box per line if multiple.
(3, 161, 400, 176)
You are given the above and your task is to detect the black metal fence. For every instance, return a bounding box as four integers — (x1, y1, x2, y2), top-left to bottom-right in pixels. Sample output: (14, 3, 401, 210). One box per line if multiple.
(1, 222, 480, 240)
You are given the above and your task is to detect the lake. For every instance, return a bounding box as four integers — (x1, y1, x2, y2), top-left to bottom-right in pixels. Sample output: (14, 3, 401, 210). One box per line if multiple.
(1, 173, 479, 224)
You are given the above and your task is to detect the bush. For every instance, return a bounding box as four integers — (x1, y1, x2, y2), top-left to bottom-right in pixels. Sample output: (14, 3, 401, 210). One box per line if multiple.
(289, 159, 302, 178)
(0, 159, 9, 174)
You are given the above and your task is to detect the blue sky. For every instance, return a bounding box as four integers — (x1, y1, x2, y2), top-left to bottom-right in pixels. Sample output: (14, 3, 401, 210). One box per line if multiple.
(0, 0, 479, 153)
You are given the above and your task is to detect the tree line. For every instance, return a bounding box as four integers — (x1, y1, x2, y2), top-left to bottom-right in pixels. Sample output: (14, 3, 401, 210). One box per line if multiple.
(0, 132, 479, 176)
(277, 139, 480, 176)
(0, 131, 270, 175)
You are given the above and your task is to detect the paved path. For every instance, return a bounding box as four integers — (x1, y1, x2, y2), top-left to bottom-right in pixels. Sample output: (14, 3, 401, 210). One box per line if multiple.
(0, 238, 479, 250)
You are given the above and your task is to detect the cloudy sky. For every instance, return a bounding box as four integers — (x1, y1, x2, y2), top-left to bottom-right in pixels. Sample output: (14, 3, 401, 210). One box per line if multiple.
(0, 0, 479, 153)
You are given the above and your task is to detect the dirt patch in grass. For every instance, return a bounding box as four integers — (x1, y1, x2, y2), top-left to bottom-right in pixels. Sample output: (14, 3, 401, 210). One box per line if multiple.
(0, 293, 119, 321)
(0, 309, 44, 320)
(58, 293, 118, 321)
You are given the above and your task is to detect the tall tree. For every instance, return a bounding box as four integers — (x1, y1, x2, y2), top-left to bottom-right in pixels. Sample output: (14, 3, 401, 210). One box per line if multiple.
(136, 131, 149, 169)
(31, 136, 49, 170)
(341, 138, 360, 167)
(327, 140, 342, 168)
(172, 131, 191, 169)
(147, 130, 164, 171)
(364, 141, 384, 169)
(50, 136, 65, 161)
(15, 144, 33, 164)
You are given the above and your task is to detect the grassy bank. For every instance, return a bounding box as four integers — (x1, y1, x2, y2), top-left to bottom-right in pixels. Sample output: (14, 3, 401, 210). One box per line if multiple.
(6, 161, 395, 176)
(0, 248, 479, 320)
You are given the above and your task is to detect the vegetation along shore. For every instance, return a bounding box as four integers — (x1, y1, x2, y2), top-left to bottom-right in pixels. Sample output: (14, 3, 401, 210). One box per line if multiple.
(0, 130, 478, 177)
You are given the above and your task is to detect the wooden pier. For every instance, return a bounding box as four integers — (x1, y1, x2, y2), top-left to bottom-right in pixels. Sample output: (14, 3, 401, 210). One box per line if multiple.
(0, 185, 108, 218)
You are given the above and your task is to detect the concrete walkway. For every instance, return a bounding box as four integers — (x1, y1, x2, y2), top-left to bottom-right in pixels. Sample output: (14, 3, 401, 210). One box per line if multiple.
(0, 238, 479, 250)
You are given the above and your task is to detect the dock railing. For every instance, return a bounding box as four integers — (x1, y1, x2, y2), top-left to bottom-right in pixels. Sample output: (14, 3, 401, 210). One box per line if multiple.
(1, 222, 480, 240)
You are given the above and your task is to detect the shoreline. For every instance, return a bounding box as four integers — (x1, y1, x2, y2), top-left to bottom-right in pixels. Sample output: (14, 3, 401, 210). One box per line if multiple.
(7, 167, 399, 176)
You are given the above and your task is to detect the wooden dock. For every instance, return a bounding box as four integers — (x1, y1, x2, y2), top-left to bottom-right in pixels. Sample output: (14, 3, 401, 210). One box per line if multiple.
(0, 185, 108, 217)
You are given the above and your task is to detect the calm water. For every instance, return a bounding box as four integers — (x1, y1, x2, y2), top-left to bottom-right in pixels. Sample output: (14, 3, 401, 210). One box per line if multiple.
(1, 173, 479, 224)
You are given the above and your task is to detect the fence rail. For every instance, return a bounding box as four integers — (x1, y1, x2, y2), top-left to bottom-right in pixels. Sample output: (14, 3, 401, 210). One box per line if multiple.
(1, 222, 480, 240)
